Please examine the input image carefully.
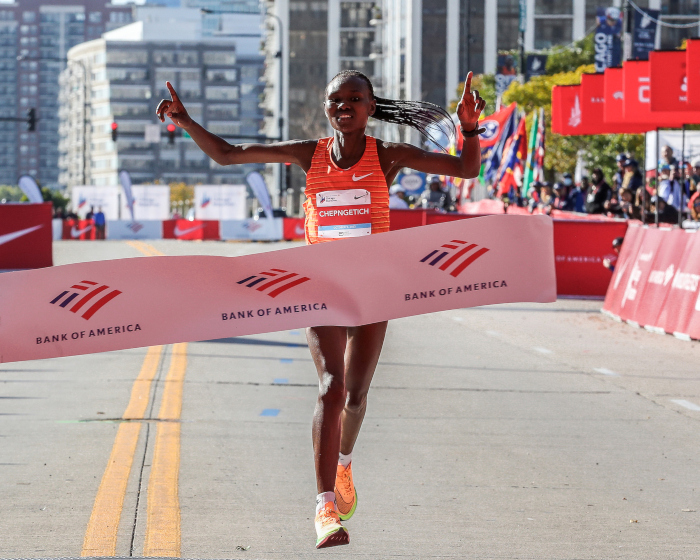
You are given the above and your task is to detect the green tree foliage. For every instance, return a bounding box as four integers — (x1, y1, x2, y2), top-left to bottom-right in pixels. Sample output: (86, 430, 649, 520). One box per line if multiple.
(0, 185, 22, 202)
(17, 187, 69, 213)
(545, 34, 595, 75)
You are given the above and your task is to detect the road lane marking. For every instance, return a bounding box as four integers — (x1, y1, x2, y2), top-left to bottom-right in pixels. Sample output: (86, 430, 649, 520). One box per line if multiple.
(594, 368, 619, 377)
(125, 240, 165, 257)
(143, 342, 187, 557)
(82, 345, 163, 557)
(532, 347, 553, 354)
(671, 399, 700, 412)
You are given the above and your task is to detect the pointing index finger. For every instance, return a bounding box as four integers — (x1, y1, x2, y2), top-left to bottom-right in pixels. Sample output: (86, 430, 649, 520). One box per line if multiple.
(463, 72, 473, 97)
(166, 81, 180, 102)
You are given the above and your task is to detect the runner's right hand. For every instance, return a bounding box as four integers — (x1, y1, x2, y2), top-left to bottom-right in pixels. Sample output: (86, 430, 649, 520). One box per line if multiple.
(156, 82, 192, 128)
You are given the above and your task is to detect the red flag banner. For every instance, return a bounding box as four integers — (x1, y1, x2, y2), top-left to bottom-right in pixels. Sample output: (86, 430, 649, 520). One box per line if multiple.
(473, 102, 517, 149)
(649, 50, 687, 112)
(580, 73, 648, 134)
(687, 39, 700, 110)
(623, 60, 698, 126)
(603, 67, 625, 125)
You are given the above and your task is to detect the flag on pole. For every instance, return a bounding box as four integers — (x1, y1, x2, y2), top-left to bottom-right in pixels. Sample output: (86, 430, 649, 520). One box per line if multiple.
(494, 114, 528, 198)
(482, 106, 519, 184)
(533, 107, 546, 184)
(522, 110, 539, 198)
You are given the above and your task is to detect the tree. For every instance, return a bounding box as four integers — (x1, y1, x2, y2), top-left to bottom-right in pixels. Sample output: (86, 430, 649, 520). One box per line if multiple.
(170, 182, 194, 217)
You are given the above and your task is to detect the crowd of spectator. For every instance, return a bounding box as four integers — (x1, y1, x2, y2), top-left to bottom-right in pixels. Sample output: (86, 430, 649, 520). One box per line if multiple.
(518, 147, 700, 226)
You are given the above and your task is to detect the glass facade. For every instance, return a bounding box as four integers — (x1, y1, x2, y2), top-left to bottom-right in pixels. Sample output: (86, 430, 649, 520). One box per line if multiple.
(0, 1, 132, 188)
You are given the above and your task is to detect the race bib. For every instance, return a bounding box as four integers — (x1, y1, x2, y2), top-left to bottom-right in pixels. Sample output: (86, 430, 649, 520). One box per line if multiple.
(316, 189, 371, 238)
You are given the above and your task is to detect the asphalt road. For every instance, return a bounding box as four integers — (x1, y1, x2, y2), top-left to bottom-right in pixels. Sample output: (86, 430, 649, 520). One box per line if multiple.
(1, 240, 699, 560)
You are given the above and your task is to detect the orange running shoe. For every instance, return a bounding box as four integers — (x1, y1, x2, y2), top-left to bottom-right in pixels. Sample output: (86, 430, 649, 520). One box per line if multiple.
(315, 502, 349, 549)
(334, 462, 357, 521)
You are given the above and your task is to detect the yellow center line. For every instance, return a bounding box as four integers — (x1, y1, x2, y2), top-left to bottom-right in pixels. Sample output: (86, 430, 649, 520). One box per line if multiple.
(81, 345, 163, 557)
(143, 342, 188, 557)
(125, 240, 165, 257)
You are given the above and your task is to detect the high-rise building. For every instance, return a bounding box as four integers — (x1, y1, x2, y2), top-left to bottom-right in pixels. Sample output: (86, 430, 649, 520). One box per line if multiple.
(0, 0, 132, 188)
(58, 7, 265, 188)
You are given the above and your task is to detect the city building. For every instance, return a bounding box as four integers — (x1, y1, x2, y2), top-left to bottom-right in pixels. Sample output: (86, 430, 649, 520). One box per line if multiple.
(58, 6, 265, 188)
(0, 0, 132, 188)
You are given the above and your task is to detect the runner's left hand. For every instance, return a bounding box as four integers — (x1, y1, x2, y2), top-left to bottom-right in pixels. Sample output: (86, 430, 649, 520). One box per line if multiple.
(457, 72, 486, 130)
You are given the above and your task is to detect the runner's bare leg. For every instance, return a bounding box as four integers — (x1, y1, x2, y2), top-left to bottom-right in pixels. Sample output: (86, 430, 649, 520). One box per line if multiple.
(340, 321, 388, 455)
(307, 325, 348, 493)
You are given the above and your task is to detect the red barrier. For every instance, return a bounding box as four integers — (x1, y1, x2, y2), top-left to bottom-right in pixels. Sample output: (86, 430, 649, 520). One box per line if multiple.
(554, 220, 628, 297)
(0, 202, 53, 269)
(62, 219, 96, 240)
(163, 219, 220, 240)
(604, 225, 700, 340)
(283, 217, 305, 240)
(389, 208, 628, 297)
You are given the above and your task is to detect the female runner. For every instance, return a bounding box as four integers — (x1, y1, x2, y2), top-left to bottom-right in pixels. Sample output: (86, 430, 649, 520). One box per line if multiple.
(157, 70, 485, 548)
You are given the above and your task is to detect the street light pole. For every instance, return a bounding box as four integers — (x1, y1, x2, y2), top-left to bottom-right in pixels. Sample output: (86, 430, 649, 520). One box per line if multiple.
(266, 12, 286, 200)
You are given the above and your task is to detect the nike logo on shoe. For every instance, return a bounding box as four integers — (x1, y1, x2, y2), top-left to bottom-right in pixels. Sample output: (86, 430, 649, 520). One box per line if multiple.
(0, 224, 43, 246)
(352, 173, 372, 181)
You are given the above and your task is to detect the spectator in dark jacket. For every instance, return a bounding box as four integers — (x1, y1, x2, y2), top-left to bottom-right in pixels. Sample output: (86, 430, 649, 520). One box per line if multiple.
(566, 179, 587, 212)
(621, 158, 643, 193)
(647, 196, 679, 224)
(586, 168, 611, 214)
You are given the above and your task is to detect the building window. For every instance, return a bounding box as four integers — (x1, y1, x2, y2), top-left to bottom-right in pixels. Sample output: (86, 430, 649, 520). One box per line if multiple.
(534, 18, 573, 49)
(203, 52, 237, 66)
(205, 86, 239, 100)
(207, 104, 240, 120)
(106, 50, 148, 65)
(206, 69, 237, 82)
(89, 12, 102, 23)
(177, 51, 198, 65)
(208, 122, 240, 136)
(23, 11, 36, 23)
(535, 0, 573, 15)
(154, 51, 177, 65)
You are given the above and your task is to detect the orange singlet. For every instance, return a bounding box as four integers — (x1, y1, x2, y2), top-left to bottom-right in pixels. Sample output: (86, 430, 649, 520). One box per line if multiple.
(304, 136, 389, 245)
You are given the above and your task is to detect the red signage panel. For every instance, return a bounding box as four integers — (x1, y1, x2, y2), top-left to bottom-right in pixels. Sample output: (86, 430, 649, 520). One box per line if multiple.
(686, 39, 700, 110)
(649, 50, 687, 113)
(0, 202, 53, 269)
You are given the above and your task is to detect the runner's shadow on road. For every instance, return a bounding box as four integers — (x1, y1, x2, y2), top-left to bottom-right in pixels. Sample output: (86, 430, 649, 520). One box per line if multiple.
(200, 337, 308, 348)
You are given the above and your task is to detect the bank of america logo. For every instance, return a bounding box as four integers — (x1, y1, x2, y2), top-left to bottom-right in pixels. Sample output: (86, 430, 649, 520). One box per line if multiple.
(50, 280, 122, 320)
(237, 268, 310, 298)
(420, 240, 490, 278)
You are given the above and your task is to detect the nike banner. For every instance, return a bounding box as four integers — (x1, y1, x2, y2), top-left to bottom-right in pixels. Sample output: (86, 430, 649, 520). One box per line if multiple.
(0, 215, 556, 364)
(0, 202, 52, 269)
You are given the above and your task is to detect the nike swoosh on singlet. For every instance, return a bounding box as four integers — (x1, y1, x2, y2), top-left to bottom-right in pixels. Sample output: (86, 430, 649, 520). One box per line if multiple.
(71, 225, 93, 238)
(352, 173, 373, 181)
(0, 224, 43, 246)
(173, 224, 205, 236)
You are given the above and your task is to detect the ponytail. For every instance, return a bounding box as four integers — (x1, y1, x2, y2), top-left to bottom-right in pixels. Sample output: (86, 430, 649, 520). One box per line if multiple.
(327, 70, 456, 152)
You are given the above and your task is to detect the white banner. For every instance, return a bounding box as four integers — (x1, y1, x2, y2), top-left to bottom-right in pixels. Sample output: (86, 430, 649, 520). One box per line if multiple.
(18, 175, 43, 203)
(0, 216, 556, 364)
(106, 220, 163, 240)
(246, 172, 274, 219)
(71, 186, 120, 220)
(645, 130, 700, 170)
(119, 185, 171, 220)
(194, 185, 247, 220)
(220, 218, 283, 241)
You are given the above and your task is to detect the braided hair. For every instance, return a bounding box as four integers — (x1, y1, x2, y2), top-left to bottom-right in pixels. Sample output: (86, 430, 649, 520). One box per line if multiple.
(326, 70, 456, 153)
